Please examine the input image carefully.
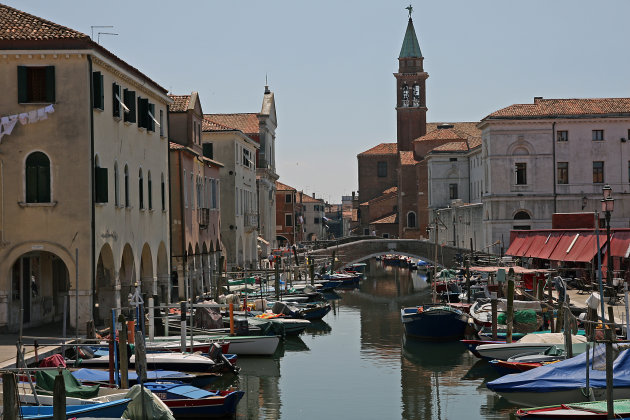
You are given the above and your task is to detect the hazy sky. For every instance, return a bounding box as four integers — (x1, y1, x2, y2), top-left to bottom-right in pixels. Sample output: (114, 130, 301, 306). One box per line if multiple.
(6, 1, 630, 203)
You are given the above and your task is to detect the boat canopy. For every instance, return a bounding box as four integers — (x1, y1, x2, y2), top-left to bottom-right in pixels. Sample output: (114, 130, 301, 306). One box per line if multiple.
(487, 346, 630, 392)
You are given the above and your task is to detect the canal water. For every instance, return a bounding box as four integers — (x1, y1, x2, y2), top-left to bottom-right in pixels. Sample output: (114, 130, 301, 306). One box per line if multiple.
(217, 259, 519, 419)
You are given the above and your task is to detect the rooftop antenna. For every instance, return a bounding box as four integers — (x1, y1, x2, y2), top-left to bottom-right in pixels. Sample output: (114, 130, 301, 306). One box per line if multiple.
(97, 32, 118, 45)
(90, 25, 113, 40)
(264, 74, 270, 94)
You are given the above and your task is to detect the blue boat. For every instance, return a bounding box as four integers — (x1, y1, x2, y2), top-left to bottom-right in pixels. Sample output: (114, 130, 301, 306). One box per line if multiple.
(401, 304, 470, 341)
(72, 367, 220, 388)
(144, 382, 244, 418)
(19, 398, 131, 419)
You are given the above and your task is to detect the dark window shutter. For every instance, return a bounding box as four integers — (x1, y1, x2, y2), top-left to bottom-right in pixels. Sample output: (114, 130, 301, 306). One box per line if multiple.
(148, 103, 155, 132)
(124, 89, 136, 123)
(38, 165, 51, 202)
(137, 97, 144, 128)
(148, 177, 153, 209)
(17, 66, 28, 103)
(112, 83, 120, 117)
(45, 66, 55, 103)
(95, 167, 108, 203)
(137, 98, 148, 129)
(26, 166, 38, 202)
(92, 72, 104, 109)
(161, 180, 165, 211)
(203, 143, 213, 159)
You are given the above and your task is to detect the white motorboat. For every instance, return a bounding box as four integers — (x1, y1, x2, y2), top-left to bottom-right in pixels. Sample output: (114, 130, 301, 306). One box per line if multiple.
(476, 333, 587, 360)
(152, 334, 280, 356)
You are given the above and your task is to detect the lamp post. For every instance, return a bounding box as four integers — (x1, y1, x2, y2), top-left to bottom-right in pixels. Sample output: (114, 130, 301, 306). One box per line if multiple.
(601, 184, 614, 287)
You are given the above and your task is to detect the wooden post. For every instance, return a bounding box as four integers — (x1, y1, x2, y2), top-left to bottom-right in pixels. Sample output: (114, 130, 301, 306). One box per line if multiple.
(180, 301, 186, 353)
(547, 277, 555, 332)
(108, 317, 114, 386)
(330, 250, 336, 274)
(491, 292, 498, 341)
(229, 303, 235, 335)
(2, 372, 18, 420)
(309, 257, 315, 286)
(274, 257, 280, 301)
(465, 258, 471, 304)
(556, 303, 564, 333)
(605, 328, 614, 419)
(134, 330, 147, 384)
(53, 370, 66, 420)
(586, 307, 598, 341)
(608, 306, 617, 340)
(537, 278, 545, 301)
(118, 313, 128, 389)
(148, 297, 155, 341)
(506, 278, 515, 344)
(563, 304, 573, 358)
(215, 255, 224, 301)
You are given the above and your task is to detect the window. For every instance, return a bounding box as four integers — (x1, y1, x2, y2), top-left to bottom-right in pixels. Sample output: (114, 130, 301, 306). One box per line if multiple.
(407, 211, 417, 228)
(18, 66, 55, 103)
(557, 131, 568, 142)
(94, 159, 108, 203)
(148, 171, 152, 210)
(285, 193, 292, 203)
(137, 97, 149, 129)
(183, 170, 188, 208)
(203, 143, 213, 159)
(514, 211, 531, 220)
(124, 165, 129, 207)
(592, 130, 604, 141)
(285, 213, 293, 227)
(92, 72, 104, 110)
(159, 110, 164, 137)
(557, 162, 569, 184)
(363, 228, 369, 235)
(314, 217, 320, 224)
(25, 152, 51, 203)
(515, 163, 527, 185)
(114, 162, 119, 206)
(112, 83, 121, 118)
(138, 169, 144, 210)
(161, 173, 165, 211)
(449, 183, 458, 200)
(593, 161, 604, 183)
(123, 89, 136, 123)
(377, 161, 387, 178)
(243, 148, 252, 168)
(449, 157, 457, 162)
(147, 103, 155, 132)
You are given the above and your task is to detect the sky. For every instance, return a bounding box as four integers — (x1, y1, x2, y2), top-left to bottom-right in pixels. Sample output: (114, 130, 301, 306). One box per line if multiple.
(6, 1, 630, 203)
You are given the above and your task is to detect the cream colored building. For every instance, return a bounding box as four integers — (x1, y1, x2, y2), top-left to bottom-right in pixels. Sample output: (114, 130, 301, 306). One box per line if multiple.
(0, 5, 171, 331)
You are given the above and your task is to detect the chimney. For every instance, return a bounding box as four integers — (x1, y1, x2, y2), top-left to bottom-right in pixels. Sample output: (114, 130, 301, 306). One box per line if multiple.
(312, 193, 315, 199)
(534, 96, 543, 103)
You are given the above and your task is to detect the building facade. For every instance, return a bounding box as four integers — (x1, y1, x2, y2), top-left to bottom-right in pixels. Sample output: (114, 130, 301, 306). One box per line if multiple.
(0, 4, 171, 331)
(275, 181, 298, 246)
(297, 192, 326, 241)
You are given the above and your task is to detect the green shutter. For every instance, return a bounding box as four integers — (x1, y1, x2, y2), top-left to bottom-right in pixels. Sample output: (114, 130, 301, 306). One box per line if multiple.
(26, 166, 38, 202)
(124, 89, 136, 123)
(92, 72, 103, 109)
(17, 66, 27, 103)
(95, 167, 108, 203)
(137, 97, 146, 128)
(45, 66, 55, 103)
(203, 143, 213, 159)
(112, 83, 120, 117)
(38, 166, 51, 202)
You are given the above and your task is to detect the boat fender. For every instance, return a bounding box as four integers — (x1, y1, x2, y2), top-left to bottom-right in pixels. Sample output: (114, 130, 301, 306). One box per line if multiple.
(417, 307, 424, 313)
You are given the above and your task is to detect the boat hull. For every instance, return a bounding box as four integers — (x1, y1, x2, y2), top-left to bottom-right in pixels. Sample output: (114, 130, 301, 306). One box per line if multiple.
(499, 387, 630, 408)
(401, 306, 469, 341)
(19, 398, 131, 419)
(163, 391, 245, 418)
(476, 343, 554, 361)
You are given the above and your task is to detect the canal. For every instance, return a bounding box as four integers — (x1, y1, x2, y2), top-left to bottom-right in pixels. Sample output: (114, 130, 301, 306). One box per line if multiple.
(217, 259, 518, 419)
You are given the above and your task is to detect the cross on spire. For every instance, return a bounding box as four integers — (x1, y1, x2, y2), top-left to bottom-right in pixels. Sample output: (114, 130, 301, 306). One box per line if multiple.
(405, 4, 413, 19)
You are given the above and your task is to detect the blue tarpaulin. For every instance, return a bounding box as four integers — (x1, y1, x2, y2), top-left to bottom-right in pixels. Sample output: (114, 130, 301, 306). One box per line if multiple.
(487, 346, 630, 392)
(72, 368, 189, 383)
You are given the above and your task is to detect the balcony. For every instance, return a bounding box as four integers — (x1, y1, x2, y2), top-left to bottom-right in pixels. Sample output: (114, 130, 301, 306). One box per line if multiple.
(198, 208, 210, 229)
(244, 212, 258, 230)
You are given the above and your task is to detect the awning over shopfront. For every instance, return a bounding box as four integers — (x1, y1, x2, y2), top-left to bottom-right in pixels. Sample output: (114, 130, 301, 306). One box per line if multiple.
(522, 233, 552, 259)
(564, 233, 606, 262)
(505, 232, 529, 256)
(470, 266, 549, 274)
(533, 232, 564, 260)
(609, 231, 630, 258)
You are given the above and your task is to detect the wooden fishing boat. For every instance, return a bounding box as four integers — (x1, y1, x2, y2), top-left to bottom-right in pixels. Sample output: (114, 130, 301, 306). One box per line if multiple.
(144, 382, 244, 418)
(17, 398, 131, 419)
(516, 399, 630, 418)
(401, 304, 470, 341)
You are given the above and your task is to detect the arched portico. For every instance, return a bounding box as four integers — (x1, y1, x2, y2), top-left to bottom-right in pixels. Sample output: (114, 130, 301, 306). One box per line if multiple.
(95, 244, 117, 326)
(140, 243, 154, 298)
(119, 244, 136, 315)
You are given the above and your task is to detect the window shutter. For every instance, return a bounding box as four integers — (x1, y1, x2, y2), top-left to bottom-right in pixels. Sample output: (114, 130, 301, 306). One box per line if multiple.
(95, 167, 108, 203)
(17, 66, 28, 103)
(45, 66, 55, 103)
(37, 165, 51, 202)
(137, 97, 147, 128)
(92, 72, 103, 109)
(148, 103, 155, 132)
(124, 89, 136, 123)
(112, 83, 120, 117)
(203, 143, 213, 159)
(26, 166, 38, 202)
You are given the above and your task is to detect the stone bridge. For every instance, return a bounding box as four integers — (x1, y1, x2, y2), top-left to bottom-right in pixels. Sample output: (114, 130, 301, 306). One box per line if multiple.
(308, 238, 463, 269)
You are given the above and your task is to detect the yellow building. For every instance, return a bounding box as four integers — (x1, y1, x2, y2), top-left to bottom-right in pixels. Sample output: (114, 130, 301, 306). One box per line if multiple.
(0, 5, 171, 331)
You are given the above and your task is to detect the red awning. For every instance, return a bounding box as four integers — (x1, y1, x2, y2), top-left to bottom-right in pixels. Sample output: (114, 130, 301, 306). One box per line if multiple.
(470, 266, 549, 274)
(532, 232, 564, 260)
(563, 233, 606, 262)
(522, 233, 553, 258)
(610, 231, 630, 258)
(548, 233, 581, 261)
(506, 233, 529, 256)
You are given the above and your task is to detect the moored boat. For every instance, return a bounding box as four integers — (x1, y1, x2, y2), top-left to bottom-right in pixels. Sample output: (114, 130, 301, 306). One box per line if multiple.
(516, 399, 630, 418)
(401, 304, 470, 341)
(144, 382, 244, 418)
(18, 398, 132, 420)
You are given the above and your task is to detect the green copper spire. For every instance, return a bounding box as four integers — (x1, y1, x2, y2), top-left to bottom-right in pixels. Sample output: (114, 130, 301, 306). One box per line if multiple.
(399, 14, 422, 59)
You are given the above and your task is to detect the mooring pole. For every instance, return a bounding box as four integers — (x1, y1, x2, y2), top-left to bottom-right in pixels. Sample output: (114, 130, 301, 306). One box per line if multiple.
(506, 277, 515, 344)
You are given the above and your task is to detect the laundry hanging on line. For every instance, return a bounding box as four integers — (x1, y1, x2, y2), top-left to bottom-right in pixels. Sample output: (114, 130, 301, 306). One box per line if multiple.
(0, 104, 55, 143)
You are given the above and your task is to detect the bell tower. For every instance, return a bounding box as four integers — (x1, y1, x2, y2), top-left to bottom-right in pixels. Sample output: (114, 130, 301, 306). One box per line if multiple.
(395, 6, 428, 152)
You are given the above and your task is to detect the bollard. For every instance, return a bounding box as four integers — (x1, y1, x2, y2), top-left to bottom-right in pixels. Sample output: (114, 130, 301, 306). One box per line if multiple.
(229, 303, 235, 335)
(118, 313, 129, 389)
(53, 370, 66, 420)
(2, 372, 18, 419)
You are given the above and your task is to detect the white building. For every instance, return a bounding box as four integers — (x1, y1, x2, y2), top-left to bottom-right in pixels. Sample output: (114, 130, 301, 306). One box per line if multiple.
(298, 192, 326, 241)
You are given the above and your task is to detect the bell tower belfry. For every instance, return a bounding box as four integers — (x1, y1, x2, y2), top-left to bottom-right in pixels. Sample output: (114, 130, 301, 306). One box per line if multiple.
(395, 6, 428, 152)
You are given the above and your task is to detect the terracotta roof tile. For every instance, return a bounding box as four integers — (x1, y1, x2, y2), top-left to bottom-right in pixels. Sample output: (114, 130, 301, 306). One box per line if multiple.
(357, 142, 397, 156)
(169, 141, 185, 150)
(382, 186, 398, 194)
(202, 117, 233, 132)
(275, 181, 296, 191)
(399, 151, 417, 165)
(298, 193, 323, 204)
(416, 127, 469, 142)
(486, 98, 630, 119)
(204, 113, 259, 135)
(371, 213, 397, 224)
(168, 95, 190, 113)
(426, 122, 481, 139)
(360, 187, 398, 205)
(0, 4, 89, 41)
(431, 142, 470, 152)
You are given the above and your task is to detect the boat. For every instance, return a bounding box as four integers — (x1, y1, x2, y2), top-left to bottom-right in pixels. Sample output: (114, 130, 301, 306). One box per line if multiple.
(153, 334, 280, 356)
(71, 367, 221, 388)
(248, 316, 311, 335)
(265, 300, 332, 320)
(70, 351, 229, 373)
(516, 399, 630, 418)
(475, 333, 588, 360)
(470, 298, 543, 333)
(144, 382, 244, 418)
(321, 272, 361, 288)
(18, 399, 131, 419)
(461, 339, 505, 358)
(486, 345, 630, 407)
(146, 340, 230, 354)
(401, 304, 470, 341)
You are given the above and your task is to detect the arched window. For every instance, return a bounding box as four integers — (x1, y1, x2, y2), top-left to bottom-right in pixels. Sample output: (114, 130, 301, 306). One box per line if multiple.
(514, 211, 531, 220)
(25, 151, 51, 203)
(402, 84, 409, 107)
(412, 84, 420, 106)
(124, 164, 129, 207)
(138, 168, 144, 210)
(114, 161, 119, 207)
(407, 211, 417, 228)
(161, 173, 165, 211)
(147, 171, 152, 210)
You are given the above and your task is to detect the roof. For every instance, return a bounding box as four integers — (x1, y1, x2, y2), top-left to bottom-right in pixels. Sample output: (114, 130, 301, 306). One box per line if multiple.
(425, 122, 481, 139)
(431, 142, 470, 152)
(357, 143, 397, 156)
(399, 151, 416, 165)
(371, 213, 397, 224)
(0, 4, 88, 41)
(168, 95, 190, 113)
(275, 181, 296, 192)
(298, 193, 323, 204)
(360, 187, 398, 205)
(169, 142, 224, 167)
(485, 98, 630, 120)
(399, 18, 422, 58)
(0, 4, 168, 95)
(204, 113, 259, 135)
(201, 116, 234, 132)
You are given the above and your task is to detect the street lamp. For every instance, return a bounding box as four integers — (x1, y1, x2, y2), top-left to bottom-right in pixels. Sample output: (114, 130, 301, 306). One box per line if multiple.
(601, 184, 614, 287)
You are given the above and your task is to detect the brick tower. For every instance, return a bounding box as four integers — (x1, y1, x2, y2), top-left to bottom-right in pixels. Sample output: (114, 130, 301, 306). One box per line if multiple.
(395, 11, 428, 152)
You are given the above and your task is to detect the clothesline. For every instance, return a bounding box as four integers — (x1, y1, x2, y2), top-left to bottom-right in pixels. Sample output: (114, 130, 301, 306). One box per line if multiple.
(0, 104, 55, 143)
